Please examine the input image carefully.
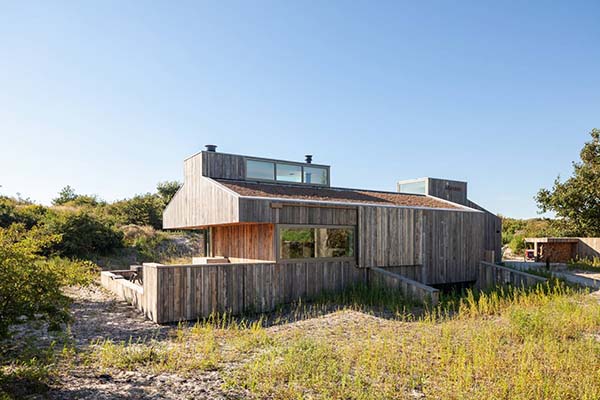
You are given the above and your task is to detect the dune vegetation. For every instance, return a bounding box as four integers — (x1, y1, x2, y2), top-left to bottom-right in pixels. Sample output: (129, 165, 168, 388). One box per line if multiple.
(85, 281, 600, 400)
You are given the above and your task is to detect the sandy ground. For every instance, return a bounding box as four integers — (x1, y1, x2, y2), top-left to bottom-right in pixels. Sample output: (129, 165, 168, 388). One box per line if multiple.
(44, 285, 242, 400)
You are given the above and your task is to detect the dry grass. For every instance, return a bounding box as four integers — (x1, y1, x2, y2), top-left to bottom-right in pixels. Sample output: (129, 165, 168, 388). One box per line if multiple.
(569, 256, 600, 273)
(88, 282, 600, 399)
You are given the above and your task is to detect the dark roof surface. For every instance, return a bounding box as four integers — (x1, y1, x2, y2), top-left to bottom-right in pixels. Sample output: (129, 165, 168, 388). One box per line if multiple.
(216, 180, 462, 209)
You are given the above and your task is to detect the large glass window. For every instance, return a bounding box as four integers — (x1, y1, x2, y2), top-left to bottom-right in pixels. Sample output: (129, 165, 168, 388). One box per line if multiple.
(276, 163, 302, 183)
(279, 226, 355, 260)
(245, 158, 328, 186)
(398, 180, 426, 195)
(246, 160, 275, 180)
(304, 166, 328, 185)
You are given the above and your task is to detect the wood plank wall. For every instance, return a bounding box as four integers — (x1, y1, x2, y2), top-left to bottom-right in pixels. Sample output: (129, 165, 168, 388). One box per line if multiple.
(466, 200, 502, 263)
(358, 206, 486, 285)
(239, 199, 358, 225)
(358, 206, 423, 270)
(577, 238, 600, 260)
(201, 152, 246, 180)
(477, 261, 546, 290)
(426, 178, 468, 205)
(368, 267, 439, 306)
(375, 266, 422, 281)
(420, 209, 485, 284)
(147, 261, 364, 323)
(212, 224, 275, 261)
(163, 154, 240, 228)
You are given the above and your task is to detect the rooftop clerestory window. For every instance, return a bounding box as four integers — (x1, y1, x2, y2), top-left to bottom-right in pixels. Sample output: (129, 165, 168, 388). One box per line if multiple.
(245, 158, 328, 186)
(398, 180, 426, 195)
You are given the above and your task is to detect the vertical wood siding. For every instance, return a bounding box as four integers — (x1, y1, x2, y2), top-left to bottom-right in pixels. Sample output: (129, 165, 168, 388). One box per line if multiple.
(358, 206, 485, 285)
(163, 154, 240, 228)
(357, 207, 423, 270)
(467, 200, 502, 263)
(201, 152, 246, 180)
(420, 209, 484, 284)
(238, 200, 358, 224)
(477, 262, 547, 290)
(426, 178, 468, 205)
(368, 267, 439, 305)
(212, 224, 275, 261)
(147, 261, 364, 323)
(576, 238, 600, 260)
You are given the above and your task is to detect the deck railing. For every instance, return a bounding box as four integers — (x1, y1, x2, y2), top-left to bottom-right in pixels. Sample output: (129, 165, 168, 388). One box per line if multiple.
(477, 261, 547, 290)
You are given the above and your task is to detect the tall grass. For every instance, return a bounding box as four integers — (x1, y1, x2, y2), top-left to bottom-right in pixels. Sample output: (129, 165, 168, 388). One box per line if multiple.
(88, 282, 600, 399)
(569, 256, 600, 273)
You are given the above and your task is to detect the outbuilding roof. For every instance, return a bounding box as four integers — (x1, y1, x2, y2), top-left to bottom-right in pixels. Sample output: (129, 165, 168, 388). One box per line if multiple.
(216, 179, 462, 210)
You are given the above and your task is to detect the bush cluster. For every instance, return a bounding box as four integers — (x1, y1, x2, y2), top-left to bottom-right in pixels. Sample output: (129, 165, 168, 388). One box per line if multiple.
(501, 216, 567, 255)
(0, 224, 98, 337)
(0, 181, 182, 338)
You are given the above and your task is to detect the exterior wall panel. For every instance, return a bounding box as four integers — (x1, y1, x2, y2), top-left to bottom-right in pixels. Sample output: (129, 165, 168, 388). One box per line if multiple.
(358, 206, 486, 285)
(145, 260, 363, 323)
(212, 224, 275, 262)
(163, 154, 240, 229)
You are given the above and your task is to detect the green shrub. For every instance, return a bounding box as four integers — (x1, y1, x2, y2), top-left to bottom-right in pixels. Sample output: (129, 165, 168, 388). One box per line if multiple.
(0, 198, 47, 229)
(109, 194, 164, 230)
(42, 210, 123, 258)
(509, 234, 526, 254)
(156, 181, 182, 205)
(568, 256, 600, 272)
(0, 225, 98, 338)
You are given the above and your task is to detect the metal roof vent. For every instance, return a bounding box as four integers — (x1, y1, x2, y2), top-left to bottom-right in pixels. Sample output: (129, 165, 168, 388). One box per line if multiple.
(205, 144, 217, 152)
(305, 154, 312, 164)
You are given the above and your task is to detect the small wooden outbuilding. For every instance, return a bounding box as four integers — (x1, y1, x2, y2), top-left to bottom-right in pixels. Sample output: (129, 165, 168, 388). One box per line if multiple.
(524, 237, 600, 263)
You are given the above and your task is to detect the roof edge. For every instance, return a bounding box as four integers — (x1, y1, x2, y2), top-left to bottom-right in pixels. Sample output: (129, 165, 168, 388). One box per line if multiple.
(238, 194, 483, 213)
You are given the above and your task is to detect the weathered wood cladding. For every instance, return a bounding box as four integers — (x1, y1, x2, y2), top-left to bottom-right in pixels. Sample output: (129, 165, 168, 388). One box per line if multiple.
(426, 178, 468, 205)
(374, 265, 422, 282)
(201, 152, 246, 180)
(358, 206, 423, 270)
(163, 155, 240, 229)
(368, 267, 439, 305)
(238, 198, 358, 225)
(212, 224, 275, 262)
(148, 261, 363, 323)
(577, 238, 600, 260)
(420, 208, 485, 284)
(477, 262, 547, 290)
(358, 206, 486, 285)
(467, 200, 502, 263)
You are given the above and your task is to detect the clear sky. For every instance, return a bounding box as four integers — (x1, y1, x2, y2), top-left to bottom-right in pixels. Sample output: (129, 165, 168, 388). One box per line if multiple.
(1, 1, 599, 218)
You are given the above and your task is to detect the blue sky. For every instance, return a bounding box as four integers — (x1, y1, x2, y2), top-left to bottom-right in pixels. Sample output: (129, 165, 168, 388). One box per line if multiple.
(1, 1, 598, 218)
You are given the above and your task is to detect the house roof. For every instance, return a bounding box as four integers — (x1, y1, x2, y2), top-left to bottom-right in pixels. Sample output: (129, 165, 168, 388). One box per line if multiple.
(524, 237, 579, 243)
(216, 179, 462, 210)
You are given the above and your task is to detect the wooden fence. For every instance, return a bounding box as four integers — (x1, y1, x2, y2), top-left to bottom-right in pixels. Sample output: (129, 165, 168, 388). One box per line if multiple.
(125, 260, 364, 323)
(100, 270, 145, 312)
(368, 267, 440, 306)
(477, 261, 547, 290)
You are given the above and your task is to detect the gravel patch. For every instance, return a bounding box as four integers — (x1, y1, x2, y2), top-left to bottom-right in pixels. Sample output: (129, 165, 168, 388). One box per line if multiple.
(45, 285, 242, 400)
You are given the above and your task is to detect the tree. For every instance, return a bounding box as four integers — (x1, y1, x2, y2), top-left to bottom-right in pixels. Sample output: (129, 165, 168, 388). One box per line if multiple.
(52, 185, 78, 205)
(156, 181, 182, 205)
(110, 194, 164, 229)
(536, 129, 600, 236)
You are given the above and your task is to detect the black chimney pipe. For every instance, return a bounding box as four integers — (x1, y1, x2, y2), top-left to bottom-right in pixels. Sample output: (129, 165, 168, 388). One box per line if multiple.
(205, 144, 217, 152)
(305, 154, 312, 164)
